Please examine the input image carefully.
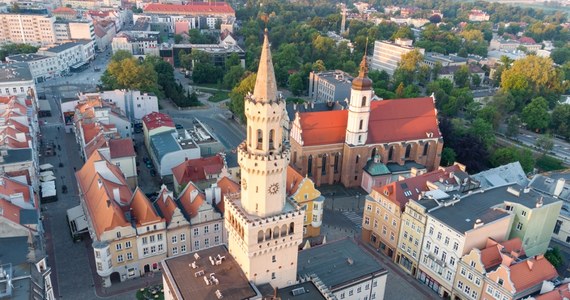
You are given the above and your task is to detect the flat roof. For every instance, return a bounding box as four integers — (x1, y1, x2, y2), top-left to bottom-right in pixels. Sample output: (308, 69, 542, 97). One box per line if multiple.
(150, 130, 181, 161)
(0, 236, 29, 265)
(276, 281, 327, 300)
(44, 42, 81, 53)
(430, 183, 559, 233)
(297, 238, 387, 290)
(0, 148, 32, 164)
(162, 245, 258, 300)
(7, 54, 49, 62)
(0, 63, 33, 82)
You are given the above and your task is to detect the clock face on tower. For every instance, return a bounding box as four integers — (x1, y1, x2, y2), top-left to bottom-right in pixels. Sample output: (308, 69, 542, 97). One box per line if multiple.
(268, 183, 279, 195)
(241, 178, 247, 190)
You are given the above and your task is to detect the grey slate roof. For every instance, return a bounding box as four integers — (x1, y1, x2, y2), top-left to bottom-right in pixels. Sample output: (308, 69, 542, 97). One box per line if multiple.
(386, 161, 426, 173)
(7, 54, 49, 62)
(297, 238, 387, 290)
(429, 183, 559, 233)
(0, 63, 33, 82)
(44, 42, 81, 53)
(150, 130, 180, 161)
(0, 148, 33, 165)
(19, 209, 38, 225)
(471, 162, 528, 189)
(285, 101, 347, 123)
(0, 236, 28, 265)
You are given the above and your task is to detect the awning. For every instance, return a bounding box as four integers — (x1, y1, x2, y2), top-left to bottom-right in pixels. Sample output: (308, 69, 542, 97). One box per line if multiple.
(67, 205, 89, 235)
(40, 171, 54, 177)
(39, 164, 54, 170)
(41, 175, 56, 182)
(38, 100, 51, 112)
(41, 181, 56, 197)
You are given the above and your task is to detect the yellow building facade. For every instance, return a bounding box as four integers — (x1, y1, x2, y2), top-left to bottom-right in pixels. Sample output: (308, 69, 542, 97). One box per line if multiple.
(286, 166, 324, 238)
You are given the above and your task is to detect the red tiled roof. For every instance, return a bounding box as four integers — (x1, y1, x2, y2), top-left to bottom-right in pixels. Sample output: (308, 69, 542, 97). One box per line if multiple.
(171, 154, 224, 186)
(52, 6, 76, 14)
(178, 183, 205, 219)
(143, 2, 235, 15)
(85, 133, 108, 158)
(75, 151, 132, 239)
(130, 188, 162, 226)
(82, 123, 99, 144)
(480, 237, 524, 270)
(109, 138, 135, 159)
(154, 186, 177, 225)
(536, 284, 570, 300)
(286, 166, 304, 196)
(0, 175, 34, 208)
(0, 198, 20, 224)
(519, 36, 537, 44)
(214, 176, 239, 214)
(508, 255, 558, 292)
(142, 112, 174, 131)
(298, 97, 440, 146)
(373, 165, 463, 209)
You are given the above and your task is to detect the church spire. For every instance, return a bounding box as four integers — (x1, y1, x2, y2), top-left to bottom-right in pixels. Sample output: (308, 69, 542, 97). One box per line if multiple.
(252, 29, 278, 103)
(352, 46, 372, 91)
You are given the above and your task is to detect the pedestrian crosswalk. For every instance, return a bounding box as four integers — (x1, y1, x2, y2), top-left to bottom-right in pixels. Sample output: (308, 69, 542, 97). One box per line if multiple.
(342, 211, 363, 229)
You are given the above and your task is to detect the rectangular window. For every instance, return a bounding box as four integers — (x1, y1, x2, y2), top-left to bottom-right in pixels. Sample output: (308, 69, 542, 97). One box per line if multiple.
(150, 235, 155, 243)
(516, 222, 523, 230)
(172, 247, 178, 255)
(180, 233, 186, 241)
(458, 281, 463, 289)
(204, 226, 209, 234)
(437, 232, 442, 240)
(117, 254, 124, 263)
(143, 248, 149, 256)
(115, 243, 122, 251)
(367, 204, 372, 211)
(97, 262, 102, 271)
(127, 252, 133, 260)
(125, 241, 131, 249)
(453, 242, 459, 251)
(434, 246, 439, 255)
(172, 236, 177, 243)
(142, 237, 148, 245)
(205, 238, 210, 247)
(364, 217, 370, 225)
(215, 236, 220, 244)
(271, 272, 276, 280)
(181, 245, 187, 252)
(158, 244, 163, 252)
(444, 237, 449, 245)
(214, 224, 220, 232)
(157, 234, 163, 241)
(194, 240, 200, 250)
(193, 228, 199, 236)
(150, 246, 156, 254)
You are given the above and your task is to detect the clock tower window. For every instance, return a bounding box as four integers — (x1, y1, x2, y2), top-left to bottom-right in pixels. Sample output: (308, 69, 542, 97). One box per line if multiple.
(269, 129, 275, 150)
(361, 96, 367, 107)
(256, 129, 263, 150)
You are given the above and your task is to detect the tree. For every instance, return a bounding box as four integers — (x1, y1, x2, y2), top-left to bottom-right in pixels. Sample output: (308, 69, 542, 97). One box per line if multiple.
(174, 34, 183, 44)
(545, 247, 564, 268)
(223, 65, 245, 89)
(395, 82, 405, 98)
(312, 60, 326, 72)
(225, 53, 241, 70)
(471, 73, 481, 87)
(429, 14, 442, 24)
(102, 56, 159, 94)
(506, 115, 521, 137)
(535, 134, 554, 152)
(179, 51, 192, 70)
(391, 26, 414, 41)
(0, 43, 39, 61)
(490, 147, 535, 173)
(229, 73, 256, 123)
(522, 97, 551, 132)
(469, 118, 496, 149)
(288, 73, 304, 96)
(551, 104, 570, 139)
(440, 148, 457, 166)
(110, 50, 133, 62)
(193, 63, 222, 84)
(454, 65, 470, 87)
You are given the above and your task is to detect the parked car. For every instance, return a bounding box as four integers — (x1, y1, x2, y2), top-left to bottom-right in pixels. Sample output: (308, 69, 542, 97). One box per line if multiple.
(175, 124, 183, 129)
(143, 157, 150, 164)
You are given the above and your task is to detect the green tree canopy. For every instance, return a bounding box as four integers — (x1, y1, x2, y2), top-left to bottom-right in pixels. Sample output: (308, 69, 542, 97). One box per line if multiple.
(522, 97, 551, 132)
(229, 73, 257, 123)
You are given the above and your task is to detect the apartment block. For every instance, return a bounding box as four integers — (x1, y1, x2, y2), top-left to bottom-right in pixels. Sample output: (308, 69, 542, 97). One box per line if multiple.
(370, 39, 424, 76)
(529, 174, 570, 246)
(80, 90, 159, 124)
(6, 54, 60, 83)
(308, 70, 353, 102)
(54, 19, 95, 42)
(0, 12, 56, 46)
(111, 32, 159, 57)
(37, 41, 95, 72)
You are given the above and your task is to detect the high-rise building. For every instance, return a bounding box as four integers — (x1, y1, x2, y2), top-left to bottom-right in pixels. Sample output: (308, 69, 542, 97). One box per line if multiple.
(0, 12, 56, 46)
(370, 39, 424, 76)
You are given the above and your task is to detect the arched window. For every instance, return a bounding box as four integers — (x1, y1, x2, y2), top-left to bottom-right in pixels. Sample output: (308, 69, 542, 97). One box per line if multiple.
(388, 146, 394, 161)
(423, 143, 429, 156)
(281, 224, 287, 236)
(273, 226, 280, 238)
(361, 96, 367, 107)
(334, 153, 340, 173)
(359, 119, 364, 130)
(405, 144, 412, 159)
(256, 129, 263, 150)
(265, 228, 272, 240)
(321, 155, 327, 176)
(355, 155, 360, 164)
(269, 129, 275, 150)
(371, 148, 377, 160)
(257, 230, 264, 243)
(307, 155, 313, 177)
(289, 222, 295, 234)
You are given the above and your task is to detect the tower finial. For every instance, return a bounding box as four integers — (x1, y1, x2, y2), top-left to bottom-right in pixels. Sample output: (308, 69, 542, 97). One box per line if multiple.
(252, 27, 278, 103)
(358, 37, 369, 78)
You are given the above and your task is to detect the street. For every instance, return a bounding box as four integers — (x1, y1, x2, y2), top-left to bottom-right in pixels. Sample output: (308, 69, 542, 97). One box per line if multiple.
(514, 129, 570, 161)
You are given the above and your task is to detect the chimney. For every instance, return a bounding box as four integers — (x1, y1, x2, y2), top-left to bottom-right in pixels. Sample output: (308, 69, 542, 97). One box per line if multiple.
(190, 188, 199, 202)
(526, 259, 534, 270)
(473, 219, 484, 229)
(113, 188, 120, 202)
(536, 196, 544, 208)
(310, 101, 314, 109)
(554, 178, 566, 198)
(205, 188, 213, 204)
